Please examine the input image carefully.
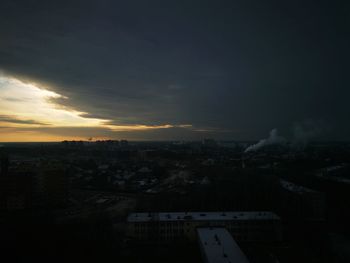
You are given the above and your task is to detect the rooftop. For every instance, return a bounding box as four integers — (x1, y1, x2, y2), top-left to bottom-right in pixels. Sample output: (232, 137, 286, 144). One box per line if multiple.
(280, 179, 319, 194)
(127, 211, 280, 222)
(197, 227, 250, 263)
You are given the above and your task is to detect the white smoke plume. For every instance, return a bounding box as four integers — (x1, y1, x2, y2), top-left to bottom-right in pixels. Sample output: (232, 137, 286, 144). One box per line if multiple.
(245, 128, 286, 153)
(244, 121, 327, 153)
(291, 120, 326, 149)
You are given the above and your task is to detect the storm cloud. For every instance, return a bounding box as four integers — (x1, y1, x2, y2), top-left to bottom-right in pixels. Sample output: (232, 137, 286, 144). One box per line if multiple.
(0, 0, 349, 140)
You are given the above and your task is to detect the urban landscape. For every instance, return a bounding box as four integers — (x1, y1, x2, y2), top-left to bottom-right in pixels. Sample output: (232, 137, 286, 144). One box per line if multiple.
(0, 0, 349, 262)
(1, 139, 350, 262)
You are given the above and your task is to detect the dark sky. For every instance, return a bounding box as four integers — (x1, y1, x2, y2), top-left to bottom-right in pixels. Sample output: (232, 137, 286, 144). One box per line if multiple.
(0, 0, 349, 140)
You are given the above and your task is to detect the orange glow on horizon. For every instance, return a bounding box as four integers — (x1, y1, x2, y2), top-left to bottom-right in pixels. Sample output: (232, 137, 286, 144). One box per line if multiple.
(0, 74, 193, 142)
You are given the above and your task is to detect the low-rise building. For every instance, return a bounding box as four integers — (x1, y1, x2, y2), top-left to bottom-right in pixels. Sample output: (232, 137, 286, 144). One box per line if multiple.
(127, 211, 282, 242)
(197, 227, 250, 263)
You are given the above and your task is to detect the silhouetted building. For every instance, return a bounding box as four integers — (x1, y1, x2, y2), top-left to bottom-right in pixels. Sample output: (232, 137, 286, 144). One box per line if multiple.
(0, 154, 9, 176)
(0, 163, 35, 211)
(36, 162, 69, 207)
(61, 140, 84, 148)
(120, 140, 129, 147)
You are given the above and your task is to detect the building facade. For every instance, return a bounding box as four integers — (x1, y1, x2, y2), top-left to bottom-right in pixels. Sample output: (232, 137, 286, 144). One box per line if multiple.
(127, 211, 282, 243)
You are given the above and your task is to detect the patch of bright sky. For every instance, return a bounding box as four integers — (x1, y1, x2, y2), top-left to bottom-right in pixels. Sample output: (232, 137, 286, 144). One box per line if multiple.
(0, 74, 105, 127)
(0, 74, 192, 132)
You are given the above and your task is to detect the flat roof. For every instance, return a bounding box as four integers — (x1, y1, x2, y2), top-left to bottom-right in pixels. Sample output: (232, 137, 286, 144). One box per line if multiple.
(127, 211, 280, 222)
(280, 179, 319, 194)
(197, 227, 250, 263)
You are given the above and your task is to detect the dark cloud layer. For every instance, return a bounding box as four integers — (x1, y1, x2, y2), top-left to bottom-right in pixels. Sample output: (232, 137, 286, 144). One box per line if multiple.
(0, 0, 349, 140)
(0, 115, 48, 125)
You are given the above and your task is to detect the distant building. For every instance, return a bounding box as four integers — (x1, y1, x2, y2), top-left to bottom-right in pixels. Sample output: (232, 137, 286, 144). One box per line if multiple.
(202, 139, 218, 148)
(120, 140, 129, 147)
(61, 140, 84, 147)
(95, 140, 120, 148)
(197, 227, 250, 263)
(279, 179, 326, 220)
(127, 211, 282, 242)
